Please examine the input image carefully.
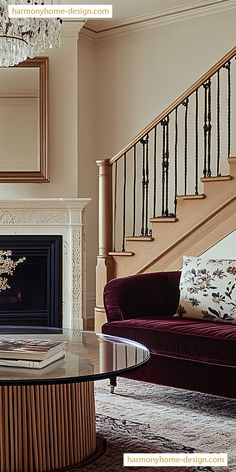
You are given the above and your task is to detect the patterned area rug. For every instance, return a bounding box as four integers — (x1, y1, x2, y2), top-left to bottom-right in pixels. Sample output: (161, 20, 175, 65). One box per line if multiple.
(68, 378, 236, 472)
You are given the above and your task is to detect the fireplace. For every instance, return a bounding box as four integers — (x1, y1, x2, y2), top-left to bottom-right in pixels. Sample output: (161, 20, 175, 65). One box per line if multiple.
(0, 235, 62, 327)
(0, 198, 90, 329)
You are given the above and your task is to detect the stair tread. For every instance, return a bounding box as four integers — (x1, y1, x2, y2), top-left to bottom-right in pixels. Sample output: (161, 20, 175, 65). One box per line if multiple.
(126, 236, 154, 241)
(176, 194, 206, 200)
(201, 175, 232, 182)
(108, 251, 134, 256)
(150, 217, 178, 223)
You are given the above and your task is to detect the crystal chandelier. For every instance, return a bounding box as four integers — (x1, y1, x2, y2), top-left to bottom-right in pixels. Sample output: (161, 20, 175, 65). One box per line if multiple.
(0, 0, 62, 67)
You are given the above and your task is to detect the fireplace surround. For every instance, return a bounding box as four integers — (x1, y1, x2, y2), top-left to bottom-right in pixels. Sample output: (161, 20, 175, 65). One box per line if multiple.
(0, 199, 90, 329)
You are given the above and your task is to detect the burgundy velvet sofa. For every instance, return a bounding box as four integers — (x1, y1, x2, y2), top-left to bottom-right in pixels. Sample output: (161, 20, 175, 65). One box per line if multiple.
(102, 271, 236, 399)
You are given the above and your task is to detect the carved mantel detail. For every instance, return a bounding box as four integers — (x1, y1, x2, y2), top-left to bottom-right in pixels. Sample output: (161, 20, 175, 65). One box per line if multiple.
(0, 210, 69, 225)
(0, 199, 90, 329)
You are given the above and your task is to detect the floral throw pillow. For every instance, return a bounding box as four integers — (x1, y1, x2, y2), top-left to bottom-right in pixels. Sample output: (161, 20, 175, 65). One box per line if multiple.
(175, 256, 236, 324)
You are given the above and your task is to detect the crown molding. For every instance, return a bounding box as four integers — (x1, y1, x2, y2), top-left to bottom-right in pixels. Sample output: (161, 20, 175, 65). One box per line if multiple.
(80, 0, 236, 43)
(79, 26, 96, 47)
(61, 20, 85, 39)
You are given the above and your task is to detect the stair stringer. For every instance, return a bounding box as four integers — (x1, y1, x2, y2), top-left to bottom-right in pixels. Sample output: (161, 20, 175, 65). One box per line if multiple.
(113, 161, 236, 278)
(144, 195, 236, 273)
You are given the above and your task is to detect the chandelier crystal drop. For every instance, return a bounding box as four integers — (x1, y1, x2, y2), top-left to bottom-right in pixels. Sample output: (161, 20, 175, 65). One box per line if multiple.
(0, 0, 62, 67)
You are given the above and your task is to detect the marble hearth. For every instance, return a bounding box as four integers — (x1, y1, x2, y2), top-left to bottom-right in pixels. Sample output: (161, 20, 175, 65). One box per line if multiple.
(0, 199, 90, 329)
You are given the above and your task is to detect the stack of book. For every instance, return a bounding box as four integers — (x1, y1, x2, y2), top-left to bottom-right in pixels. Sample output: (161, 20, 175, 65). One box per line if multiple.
(0, 338, 65, 369)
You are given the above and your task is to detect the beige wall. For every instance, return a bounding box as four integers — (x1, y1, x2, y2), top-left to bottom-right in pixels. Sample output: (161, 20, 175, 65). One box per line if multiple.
(78, 40, 98, 317)
(0, 23, 82, 198)
(94, 9, 236, 158)
(79, 6, 236, 317)
(203, 230, 236, 258)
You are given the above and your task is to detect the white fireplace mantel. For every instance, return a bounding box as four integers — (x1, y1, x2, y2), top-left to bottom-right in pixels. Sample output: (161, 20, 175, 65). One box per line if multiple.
(0, 198, 90, 329)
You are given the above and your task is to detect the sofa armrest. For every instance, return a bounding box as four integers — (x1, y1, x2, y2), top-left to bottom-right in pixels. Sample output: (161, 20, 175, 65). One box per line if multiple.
(104, 271, 181, 322)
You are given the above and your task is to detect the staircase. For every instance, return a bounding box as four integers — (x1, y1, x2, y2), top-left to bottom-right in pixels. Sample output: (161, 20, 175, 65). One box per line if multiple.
(95, 46, 236, 331)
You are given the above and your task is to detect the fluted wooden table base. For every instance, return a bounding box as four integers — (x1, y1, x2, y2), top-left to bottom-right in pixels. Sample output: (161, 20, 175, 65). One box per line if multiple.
(0, 381, 96, 472)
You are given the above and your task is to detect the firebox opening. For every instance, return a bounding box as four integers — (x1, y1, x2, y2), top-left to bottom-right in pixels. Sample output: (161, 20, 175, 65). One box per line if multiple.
(0, 235, 62, 327)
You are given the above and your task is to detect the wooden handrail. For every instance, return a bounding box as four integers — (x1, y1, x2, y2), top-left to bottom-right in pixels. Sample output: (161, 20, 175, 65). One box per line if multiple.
(109, 45, 236, 165)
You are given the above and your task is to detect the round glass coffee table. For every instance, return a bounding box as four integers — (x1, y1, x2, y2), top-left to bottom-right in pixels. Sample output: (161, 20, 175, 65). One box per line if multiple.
(0, 327, 149, 472)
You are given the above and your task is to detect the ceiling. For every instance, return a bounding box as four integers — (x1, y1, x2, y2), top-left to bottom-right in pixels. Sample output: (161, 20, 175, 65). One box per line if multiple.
(69, 0, 231, 32)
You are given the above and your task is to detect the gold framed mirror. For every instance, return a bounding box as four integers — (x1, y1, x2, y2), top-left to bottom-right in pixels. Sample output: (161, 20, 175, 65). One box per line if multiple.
(0, 56, 49, 182)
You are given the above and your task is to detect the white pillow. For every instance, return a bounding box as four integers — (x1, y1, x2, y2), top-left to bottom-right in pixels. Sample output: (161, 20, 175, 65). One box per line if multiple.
(175, 256, 236, 324)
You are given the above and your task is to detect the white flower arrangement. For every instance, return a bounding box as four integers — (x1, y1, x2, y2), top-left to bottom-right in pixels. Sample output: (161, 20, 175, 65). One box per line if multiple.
(0, 250, 26, 292)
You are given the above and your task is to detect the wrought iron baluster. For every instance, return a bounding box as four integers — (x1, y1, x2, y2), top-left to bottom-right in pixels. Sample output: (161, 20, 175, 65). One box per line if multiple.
(140, 137, 146, 236)
(217, 70, 221, 176)
(182, 98, 189, 195)
(122, 153, 127, 252)
(153, 126, 157, 218)
(174, 107, 178, 215)
(145, 134, 149, 235)
(165, 116, 170, 216)
(113, 161, 118, 251)
(203, 81, 209, 178)
(161, 119, 166, 216)
(195, 89, 199, 194)
(228, 62, 231, 158)
(224, 60, 231, 158)
(132, 144, 136, 237)
(207, 78, 212, 177)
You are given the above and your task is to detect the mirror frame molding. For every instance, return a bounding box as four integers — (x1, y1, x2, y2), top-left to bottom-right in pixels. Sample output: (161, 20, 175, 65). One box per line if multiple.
(0, 56, 49, 183)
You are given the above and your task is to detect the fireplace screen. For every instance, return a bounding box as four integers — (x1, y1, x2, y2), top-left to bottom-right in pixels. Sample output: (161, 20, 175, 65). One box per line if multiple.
(0, 235, 62, 327)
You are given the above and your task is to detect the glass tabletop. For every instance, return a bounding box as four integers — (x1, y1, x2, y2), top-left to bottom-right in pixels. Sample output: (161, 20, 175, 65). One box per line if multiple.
(0, 327, 150, 385)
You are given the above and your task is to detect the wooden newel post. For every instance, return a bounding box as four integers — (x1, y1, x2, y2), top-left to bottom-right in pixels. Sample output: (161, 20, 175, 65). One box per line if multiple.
(95, 159, 114, 332)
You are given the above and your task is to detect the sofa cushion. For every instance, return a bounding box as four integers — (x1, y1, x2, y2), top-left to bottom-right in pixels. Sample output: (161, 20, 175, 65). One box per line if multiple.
(102, 315, 236, 367)
(175, 256, 236, 324)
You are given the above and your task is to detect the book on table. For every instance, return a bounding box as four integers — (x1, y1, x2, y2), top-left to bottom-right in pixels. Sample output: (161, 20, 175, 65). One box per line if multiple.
(0, 338, 65, 368)
(0, 350, 65, 369)
(0, 357, 66, 374)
